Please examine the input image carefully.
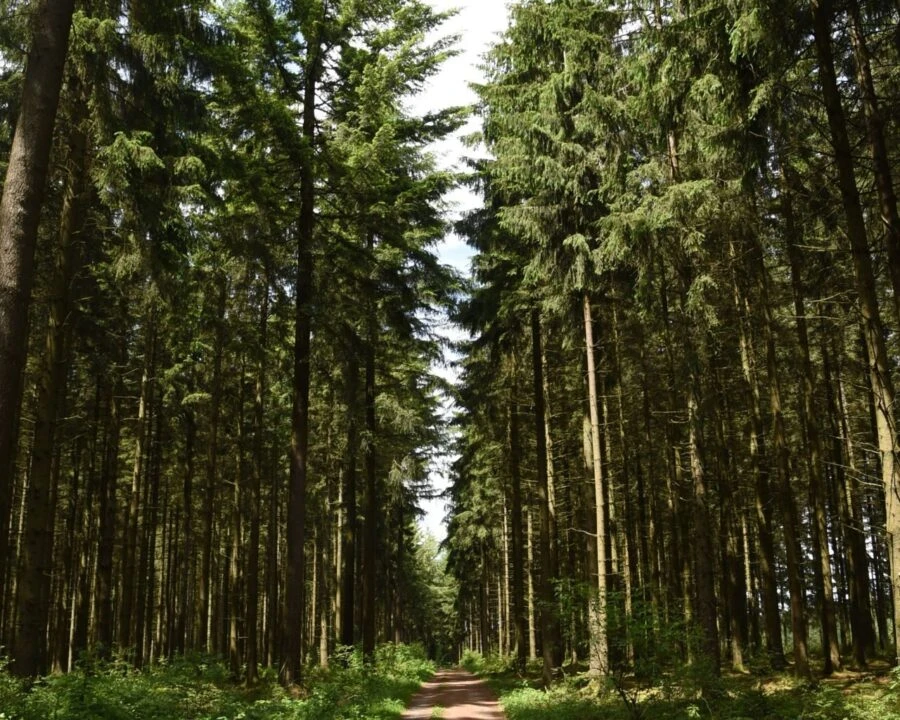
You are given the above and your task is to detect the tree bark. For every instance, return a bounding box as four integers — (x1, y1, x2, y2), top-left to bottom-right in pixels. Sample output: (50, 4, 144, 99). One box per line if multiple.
(583, 295, 608, 678)
(0, 0, 76, 635)
(246, 276, 268, 683)
(507, 360, 527, 671)
(120, 320, 156, 652)
(200, 279, 226, 651)
(822, 322, 874, 666)
(230, 376, 246, 680)
(731, 259, 784, 668)
(749, 234, 810, 678)
(531, 309, 556, 686)
(341, 350, 359, 649)
(177, 410, 196, 655)
(362, 251, 378, 662)
(280, 35, 319, 688)
(12, 97, 87, 676)
(782, 181, 842, 674)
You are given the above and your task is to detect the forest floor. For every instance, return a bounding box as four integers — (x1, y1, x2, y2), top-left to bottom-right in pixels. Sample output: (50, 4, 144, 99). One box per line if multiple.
(402, 668, 506, 719)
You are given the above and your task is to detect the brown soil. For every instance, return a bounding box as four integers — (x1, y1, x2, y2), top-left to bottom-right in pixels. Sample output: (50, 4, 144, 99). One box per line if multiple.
(401, 668, 506, 719)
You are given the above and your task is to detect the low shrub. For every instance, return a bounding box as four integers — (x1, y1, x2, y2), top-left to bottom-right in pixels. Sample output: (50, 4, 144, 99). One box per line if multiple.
(0, 644, 434, 720)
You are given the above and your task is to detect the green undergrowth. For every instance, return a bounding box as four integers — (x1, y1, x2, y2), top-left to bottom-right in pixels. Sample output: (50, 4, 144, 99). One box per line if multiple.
(0, 643, 432, 720)
(461, 651, 900, 720)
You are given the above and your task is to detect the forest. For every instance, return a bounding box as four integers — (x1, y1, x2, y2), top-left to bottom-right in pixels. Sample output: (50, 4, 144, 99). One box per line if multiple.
(0, 0, 900, 718)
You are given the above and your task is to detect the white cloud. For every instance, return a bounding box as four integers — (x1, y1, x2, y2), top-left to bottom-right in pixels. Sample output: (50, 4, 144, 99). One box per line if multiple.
(416, 0, 509, 543)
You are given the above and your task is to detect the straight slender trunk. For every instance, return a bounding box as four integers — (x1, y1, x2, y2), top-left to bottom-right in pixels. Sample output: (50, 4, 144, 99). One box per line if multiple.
(532, 309, 556, 686)
(71, 397, 98, 661)
(246, 278, 268, 683)
(638, 340, 662, 631)
(137, 404, 162, 667)
(362, 283, 378, 662)
(281, 38, 319, 688)
(320, 517, 331, 662)
(612, 307, 639, 663)
(526, 505, 537, 660)
(540, 337, 563, 668)
(658, 264, 684, 630)
(750, 234, 810, 678)
(120, 321, 155, 651)
(95, 366, 122, 655)
(822, 324, 874, 665)
(230, 379, 246, 680)
(782, 184, 841, 673)
(687, 380, 720, 674)
(265, 441, 279, 667)
(508, 365, 527, 670)
(711, 364, 747, 672)
(583, 295, 608, 677)
(201, 280, 226, 651)
(51, 441, 81, 673)
(0, 0, 76, 612)
(177, 411, 196, 655)
(341, 352, 359, 649)
(675, 252, 719, 675)
(731, 260, 784, 668)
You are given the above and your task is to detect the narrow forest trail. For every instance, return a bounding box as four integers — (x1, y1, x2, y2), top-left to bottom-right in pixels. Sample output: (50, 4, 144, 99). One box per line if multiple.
(402, 669, 506, 719)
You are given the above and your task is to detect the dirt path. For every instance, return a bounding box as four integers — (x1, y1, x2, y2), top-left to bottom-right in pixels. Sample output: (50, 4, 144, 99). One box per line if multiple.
(401, 668, 506, 719)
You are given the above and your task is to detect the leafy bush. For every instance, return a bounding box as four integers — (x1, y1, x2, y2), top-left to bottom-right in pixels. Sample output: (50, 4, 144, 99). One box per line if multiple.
(0, 644, 434, 720)
(502, 685, 610, 720)
(460, 650, 514, 675)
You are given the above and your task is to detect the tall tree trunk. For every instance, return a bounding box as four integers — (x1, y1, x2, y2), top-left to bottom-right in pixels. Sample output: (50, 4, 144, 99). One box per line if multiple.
(540, 336, 563, 668)
(822, 323, 874, 666)
(583, 295, 608, 678)
(177, 411, 196, 655)
(362, 252, 378, 662)
(507, 361, 527, 671)
(0, 0, 75, 614)
(526, 504, 537, 660)
(137, 402, 162, 667)
(246, 277, 268, 683)
(95, 363, 123, 655)
(675, 256, 719, 676)
(120, 320, 155, 652)
(200, 279, 226, 651)
(51, 441, 80, 673)
(686, 379, 720, 675)
(341, 350, 359, 649)
(265, 443, 279, 667)
(749, 234, 810, 678)
(281, 37, 319, 688)
(710, 359, 747, 672)
(782, 182, 842, 674)
(230, 376, 246, 680)
(71, 395, 98, 662)
(11, 98, 86, 676)
(811, 0, 900, 663)
(532, 309, 556, 686)
(731, 259, 784, 668)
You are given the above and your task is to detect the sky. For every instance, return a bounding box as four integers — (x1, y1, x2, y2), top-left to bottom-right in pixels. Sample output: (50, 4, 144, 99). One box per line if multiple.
(413, 0, 510, 543)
